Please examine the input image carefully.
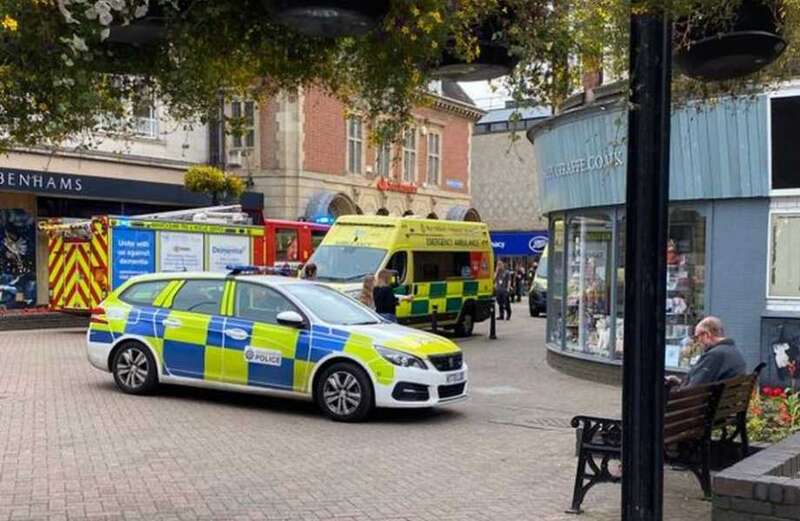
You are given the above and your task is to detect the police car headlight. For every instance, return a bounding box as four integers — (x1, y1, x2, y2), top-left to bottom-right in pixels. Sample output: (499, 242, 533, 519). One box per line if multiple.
(376, 346, 427, 370)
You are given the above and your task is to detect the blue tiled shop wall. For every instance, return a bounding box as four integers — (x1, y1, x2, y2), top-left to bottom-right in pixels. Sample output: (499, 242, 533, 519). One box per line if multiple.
(707, 197, 770, 371)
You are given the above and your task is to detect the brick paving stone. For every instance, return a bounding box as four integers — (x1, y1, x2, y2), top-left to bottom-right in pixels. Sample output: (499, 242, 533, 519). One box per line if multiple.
(0, 305, 711, 520)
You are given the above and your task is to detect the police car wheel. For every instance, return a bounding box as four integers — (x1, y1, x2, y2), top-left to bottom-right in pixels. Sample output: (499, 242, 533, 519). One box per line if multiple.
(112, 343, 157, 395)
(315, 362, 373, 422)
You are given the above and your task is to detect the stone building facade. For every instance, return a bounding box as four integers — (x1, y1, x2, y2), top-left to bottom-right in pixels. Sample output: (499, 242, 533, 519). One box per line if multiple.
(470, 104, 550, 231)
(227, 84, 485, 222)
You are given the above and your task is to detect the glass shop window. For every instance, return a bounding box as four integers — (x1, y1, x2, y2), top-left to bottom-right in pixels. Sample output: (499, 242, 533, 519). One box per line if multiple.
(771, 96, 800, 191)
(615, 208, 707, 369)
(547, 217, 565, 346)
(769, 213, 800, 298)
(565, 214, 613, 357)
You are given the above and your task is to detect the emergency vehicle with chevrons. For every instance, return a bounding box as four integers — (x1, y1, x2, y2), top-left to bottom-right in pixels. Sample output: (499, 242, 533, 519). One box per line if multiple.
(87, 269, 468, 421)
(308, 215, 494, 336)
(40, 206, 329, 313)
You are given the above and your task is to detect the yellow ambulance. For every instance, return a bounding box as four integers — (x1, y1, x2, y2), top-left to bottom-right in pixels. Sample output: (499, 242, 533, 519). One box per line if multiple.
(307, 216, 494, 336)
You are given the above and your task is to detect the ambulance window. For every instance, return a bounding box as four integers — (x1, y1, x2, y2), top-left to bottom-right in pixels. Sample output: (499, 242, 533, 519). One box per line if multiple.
(235, 283, 299, 325)
(171, 280, 225, 315)
(276, 229, 299, 262)
(413, 252, 472, 282)
(386, 252, 407, 283)
(120, 280, 171, 306)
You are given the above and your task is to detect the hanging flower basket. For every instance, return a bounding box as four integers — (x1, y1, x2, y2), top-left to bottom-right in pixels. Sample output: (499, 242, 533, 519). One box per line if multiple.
(265, 0, 390, 38)
(432, 11, 518, 82)
(674, 0, 787, 81)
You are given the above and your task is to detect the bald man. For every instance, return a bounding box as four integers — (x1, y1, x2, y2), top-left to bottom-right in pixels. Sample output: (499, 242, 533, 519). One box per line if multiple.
(667, 316, 747, 388)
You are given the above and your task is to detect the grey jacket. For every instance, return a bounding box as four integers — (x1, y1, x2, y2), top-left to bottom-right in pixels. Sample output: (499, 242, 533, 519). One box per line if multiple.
(683, 338, 747, 387)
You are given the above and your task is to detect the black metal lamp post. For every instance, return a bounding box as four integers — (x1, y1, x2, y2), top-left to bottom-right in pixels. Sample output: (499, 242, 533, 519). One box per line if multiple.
(622, 1, 786, 519)
(622, 5, 672, 520)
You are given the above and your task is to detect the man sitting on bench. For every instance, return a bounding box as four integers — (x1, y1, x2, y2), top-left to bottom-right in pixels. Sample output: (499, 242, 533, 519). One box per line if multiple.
(667, 316, 746, 388)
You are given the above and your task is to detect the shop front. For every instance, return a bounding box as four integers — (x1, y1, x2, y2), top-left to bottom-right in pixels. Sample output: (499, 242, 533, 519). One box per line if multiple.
(0, 166, 263, 308)
(490, 229, 548, 273)
(529, 85, 774, 382)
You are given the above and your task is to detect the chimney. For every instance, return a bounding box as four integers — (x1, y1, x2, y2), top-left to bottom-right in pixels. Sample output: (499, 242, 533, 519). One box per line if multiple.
(582, 56, 603, 104)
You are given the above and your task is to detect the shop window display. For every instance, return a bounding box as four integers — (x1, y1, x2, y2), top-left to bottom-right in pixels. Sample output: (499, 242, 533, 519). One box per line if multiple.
(549, 207, 707, 370)
(547, 217, 565, 345)
(667, 209, 706, 368)
(613, 208, 706, 369)
(565, 215, 613, 356)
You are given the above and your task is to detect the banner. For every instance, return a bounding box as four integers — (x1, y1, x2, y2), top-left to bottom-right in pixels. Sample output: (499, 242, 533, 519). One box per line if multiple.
(208, 235, 250, 272)
(159, 232, 204, 272)
(111, 228, 155, 289)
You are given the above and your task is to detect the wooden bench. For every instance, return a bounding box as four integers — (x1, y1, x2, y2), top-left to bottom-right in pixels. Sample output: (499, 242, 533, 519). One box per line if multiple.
(566, 365, 764, 514)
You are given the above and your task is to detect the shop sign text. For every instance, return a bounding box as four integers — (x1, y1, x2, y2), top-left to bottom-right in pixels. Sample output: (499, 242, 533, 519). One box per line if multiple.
(0, 171, 83, 192)
(543, 148, 624, 178)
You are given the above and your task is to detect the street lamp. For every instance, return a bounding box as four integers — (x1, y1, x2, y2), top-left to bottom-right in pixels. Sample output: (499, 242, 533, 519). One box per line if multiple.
(623, 1, 786, 520)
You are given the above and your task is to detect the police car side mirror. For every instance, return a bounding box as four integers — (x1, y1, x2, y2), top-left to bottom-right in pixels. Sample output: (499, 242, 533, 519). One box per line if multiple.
(277, 310, 305, 328)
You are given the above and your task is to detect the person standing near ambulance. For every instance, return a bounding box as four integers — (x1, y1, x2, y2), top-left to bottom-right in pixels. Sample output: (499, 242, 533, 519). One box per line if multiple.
(373, 269, 412, 323)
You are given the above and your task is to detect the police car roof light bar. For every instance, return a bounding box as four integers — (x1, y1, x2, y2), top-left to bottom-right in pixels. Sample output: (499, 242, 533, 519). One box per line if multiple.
(226, 265, 265, 276)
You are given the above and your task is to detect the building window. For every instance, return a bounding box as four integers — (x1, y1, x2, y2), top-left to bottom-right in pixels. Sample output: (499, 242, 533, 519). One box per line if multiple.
(376, 142, 391, 177)
(769, 212, 800, 298)
(347, 117, 363, 174)
(550, 206, 707, 369)
(131, 98, 158, 138)
(771, 96, 800, 191)
(427, 133, 441, 185)
(230, 100, 256, 150)
(402, 128, 416, 183)
(564, 213, 614, 357)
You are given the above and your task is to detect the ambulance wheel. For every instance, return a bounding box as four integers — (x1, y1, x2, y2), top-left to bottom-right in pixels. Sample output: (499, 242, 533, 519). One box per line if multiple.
(455, 311, 474, 337)
(315, 362, 374, 422)
(112, 342, 158, 395)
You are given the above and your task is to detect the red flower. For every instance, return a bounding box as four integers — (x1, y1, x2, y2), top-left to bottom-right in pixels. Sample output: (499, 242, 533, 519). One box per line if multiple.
(762, 385, 773, 396)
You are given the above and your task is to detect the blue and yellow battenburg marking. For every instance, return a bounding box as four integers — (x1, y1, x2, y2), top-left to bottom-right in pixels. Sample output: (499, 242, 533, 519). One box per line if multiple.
(89, 280, 397, 392)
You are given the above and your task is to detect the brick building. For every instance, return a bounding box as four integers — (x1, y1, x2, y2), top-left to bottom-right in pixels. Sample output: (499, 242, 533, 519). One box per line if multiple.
(224, 83, 485, 222)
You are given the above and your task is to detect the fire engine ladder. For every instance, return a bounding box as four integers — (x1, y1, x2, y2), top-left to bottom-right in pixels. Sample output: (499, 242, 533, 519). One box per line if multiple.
(134, 205, 251, 224)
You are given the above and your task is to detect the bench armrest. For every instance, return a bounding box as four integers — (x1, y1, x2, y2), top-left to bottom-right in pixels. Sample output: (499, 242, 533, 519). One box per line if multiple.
(571, 415, 623, 449)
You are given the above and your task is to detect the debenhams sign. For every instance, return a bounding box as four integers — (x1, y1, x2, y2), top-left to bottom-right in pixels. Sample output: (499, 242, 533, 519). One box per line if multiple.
(544, 147, 624, 178)
(0, 170, 83, 193)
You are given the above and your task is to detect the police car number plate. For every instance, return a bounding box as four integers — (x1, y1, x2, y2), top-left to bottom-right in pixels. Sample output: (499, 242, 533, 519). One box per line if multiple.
(446, 371, 465, 383)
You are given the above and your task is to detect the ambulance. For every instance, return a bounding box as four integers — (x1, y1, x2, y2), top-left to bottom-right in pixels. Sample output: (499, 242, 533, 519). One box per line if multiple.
(307, 216, 494, 336)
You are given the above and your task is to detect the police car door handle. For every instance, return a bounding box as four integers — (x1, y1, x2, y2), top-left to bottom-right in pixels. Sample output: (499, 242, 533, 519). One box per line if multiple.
(224, 328, 248, 341)
(162, 318, 182, 328)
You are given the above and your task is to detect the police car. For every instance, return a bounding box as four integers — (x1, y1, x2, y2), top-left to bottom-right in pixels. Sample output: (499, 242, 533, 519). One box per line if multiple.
(87, 268, 468, 421)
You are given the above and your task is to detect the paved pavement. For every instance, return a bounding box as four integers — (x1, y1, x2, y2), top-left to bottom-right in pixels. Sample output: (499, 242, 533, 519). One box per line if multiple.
(0, 303, 710, 521)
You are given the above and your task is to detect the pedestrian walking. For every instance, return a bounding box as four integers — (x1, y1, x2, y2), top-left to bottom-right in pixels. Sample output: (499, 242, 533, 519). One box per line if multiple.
(494, 261, 512, 320)
(373, 269, 412, 323)
(515, 266, 525, 302)
(359, 274, 375, 309)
